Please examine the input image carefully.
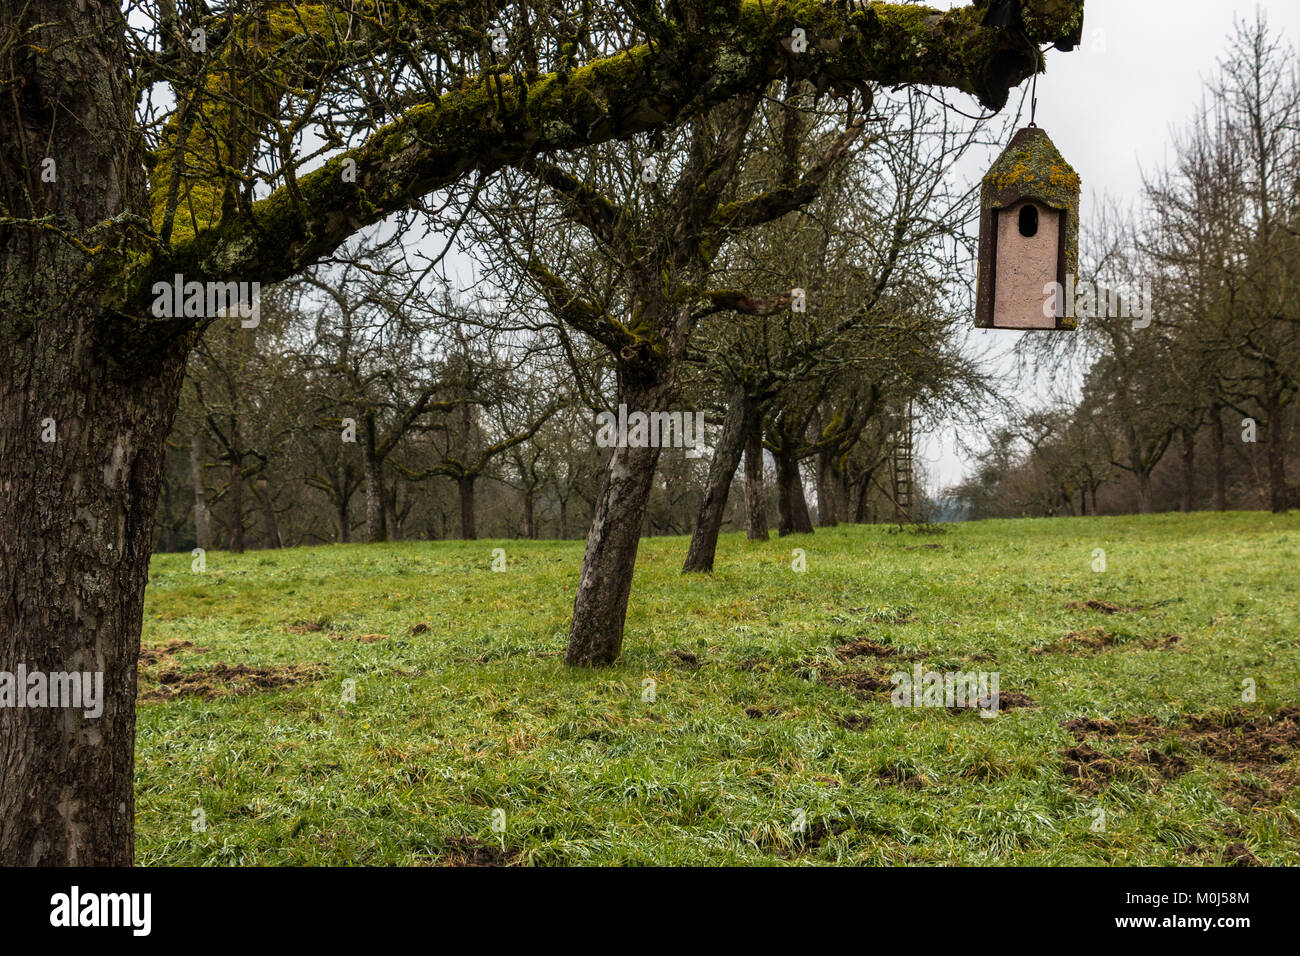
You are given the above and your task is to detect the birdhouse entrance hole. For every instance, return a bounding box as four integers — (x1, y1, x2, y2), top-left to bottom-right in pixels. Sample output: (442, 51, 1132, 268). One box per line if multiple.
(1018, 204, 1038, 237)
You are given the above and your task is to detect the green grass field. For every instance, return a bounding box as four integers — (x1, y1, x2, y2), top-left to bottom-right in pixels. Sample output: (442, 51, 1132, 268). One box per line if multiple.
(135, 512, 1300, 865)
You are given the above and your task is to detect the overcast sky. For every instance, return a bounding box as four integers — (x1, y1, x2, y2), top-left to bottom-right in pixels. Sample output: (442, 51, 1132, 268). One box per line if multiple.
(919, 0, 1300, 494)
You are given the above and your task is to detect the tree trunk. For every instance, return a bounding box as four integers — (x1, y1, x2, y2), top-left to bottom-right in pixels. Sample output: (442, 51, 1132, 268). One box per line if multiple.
(361, 412, 387, 542)
(523, 486, 536, 539)
(458, 474, 477, 539)
(0, 0, 181, 864)
(1180, 427, 1195, 512)
(1128, 427, 1153, 515)
(256, 478, 282, 548)
(190, 432, 211, 551)
(228, 455, 245, 553)
(336, 462, 351, 542)
(816, 451, 839, 527)
(851, 471, 870, 523)
(1134, 467, 1153, 515)
(566, 378, 669, 666)
(683, 389, 747, 573)
(1211, 408, 1227, 511)
(776, 450, 800, 536)
(744, 408, 768, 541)
(559, 496, 570, 539)
(384, 483, 401, 541)
(775, 452, 815, 535)
(837, 471, 852, 524)
(1266, 391, 1287, 513)
(161, 477, 177, 552)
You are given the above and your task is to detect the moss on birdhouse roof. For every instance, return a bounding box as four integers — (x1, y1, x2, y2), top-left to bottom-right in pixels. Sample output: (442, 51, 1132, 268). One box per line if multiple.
(981, 126, 1080, 212)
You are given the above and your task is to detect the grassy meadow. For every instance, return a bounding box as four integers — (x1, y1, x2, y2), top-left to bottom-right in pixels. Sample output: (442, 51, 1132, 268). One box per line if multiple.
(134, 512, 1300, 865)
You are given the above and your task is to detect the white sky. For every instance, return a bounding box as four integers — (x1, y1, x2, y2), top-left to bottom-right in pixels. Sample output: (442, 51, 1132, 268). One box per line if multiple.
(918, 0, 1300, 494)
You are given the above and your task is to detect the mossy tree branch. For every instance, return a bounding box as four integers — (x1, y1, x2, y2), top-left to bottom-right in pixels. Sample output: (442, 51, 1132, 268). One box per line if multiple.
(109, 0, 1084, 348)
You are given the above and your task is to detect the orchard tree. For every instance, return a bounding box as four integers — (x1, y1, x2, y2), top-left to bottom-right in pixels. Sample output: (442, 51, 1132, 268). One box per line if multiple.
(0, 0, 1085, 864)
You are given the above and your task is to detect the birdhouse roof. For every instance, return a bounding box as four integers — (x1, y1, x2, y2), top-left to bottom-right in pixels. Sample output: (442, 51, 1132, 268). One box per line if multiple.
(981, 126, 1081, 212)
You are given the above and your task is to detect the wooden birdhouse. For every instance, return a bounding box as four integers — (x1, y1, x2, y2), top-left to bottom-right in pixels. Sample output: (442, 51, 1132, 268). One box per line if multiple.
(975, 126, 1080, 330)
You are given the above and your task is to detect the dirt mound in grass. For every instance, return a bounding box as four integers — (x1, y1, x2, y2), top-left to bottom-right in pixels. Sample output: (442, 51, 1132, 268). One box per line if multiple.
(949, 691, 1037, 713)
(1062, 706, 1300, 802)
(835, 639, 900, 660)
(438, 837, 519, 867)
(836, 713, 873, 730)
(330, 632, 387, 643)
(139, 639, 208, 665)
(878, 766, 929, 789)
(1035, 629, 1183, 656)
(791, 817, 851, 854)
(141, 662, 326, 702)
(825, 669, 896, 697)
(1062, 716, 1120, 738)
(1063, 743, 1125, 793)
(1065, 600, 1132, 615)
(1222, 843, 1264, 867)
(824, 664, 1035, 713)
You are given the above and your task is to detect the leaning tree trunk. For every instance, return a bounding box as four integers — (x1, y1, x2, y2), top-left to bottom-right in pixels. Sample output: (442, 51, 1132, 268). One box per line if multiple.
(683, 389, 747, 573)
(0, 0, 185, 864)
(744, 411, 769, 541)
(566, 376, 671, 666)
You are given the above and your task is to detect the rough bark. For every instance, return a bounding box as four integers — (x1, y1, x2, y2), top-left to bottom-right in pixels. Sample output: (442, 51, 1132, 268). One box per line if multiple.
(0, 0, 181, 864)
(566, 378, 670, 666)
(683, 389, 747, 573)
